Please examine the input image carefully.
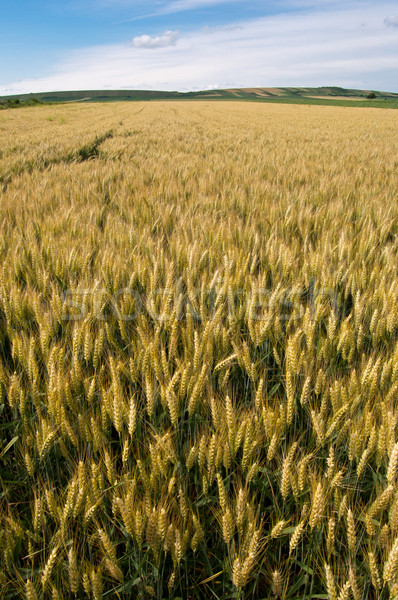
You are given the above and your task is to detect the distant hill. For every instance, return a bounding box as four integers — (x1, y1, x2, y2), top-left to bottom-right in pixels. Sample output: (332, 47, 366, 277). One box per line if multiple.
(2, 86, 398, 108)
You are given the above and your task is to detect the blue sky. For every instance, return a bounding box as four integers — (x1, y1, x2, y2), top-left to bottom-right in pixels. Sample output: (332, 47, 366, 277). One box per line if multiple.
(1, 0, 398, 94)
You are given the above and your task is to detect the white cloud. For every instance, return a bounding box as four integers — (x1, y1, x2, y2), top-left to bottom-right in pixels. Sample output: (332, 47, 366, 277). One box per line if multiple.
(384, 16, 398, 27)
(156, 0, 241, 14)
(132, 30, 179, 48)
(98, 0, 244, 14)
(2, 2, 398, 95)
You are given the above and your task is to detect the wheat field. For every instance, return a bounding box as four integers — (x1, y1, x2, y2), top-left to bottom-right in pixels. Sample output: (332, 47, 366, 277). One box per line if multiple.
(1, 101, 398, 599)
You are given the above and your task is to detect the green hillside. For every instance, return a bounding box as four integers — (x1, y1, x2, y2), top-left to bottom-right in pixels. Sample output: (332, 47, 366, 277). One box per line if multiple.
(2, 86, 398, 109)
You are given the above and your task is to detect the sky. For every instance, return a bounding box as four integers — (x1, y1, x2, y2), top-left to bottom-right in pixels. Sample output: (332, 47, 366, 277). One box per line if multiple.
(1, 0, 398, 95)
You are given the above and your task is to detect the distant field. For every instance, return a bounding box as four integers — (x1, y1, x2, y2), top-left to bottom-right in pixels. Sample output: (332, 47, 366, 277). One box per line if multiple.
(2, 85, 398, 109)
(1, 102, 398, 599)
(304, 95, 366, 101)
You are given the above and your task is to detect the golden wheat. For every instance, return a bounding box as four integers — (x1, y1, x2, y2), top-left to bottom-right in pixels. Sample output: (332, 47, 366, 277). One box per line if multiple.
(0, 100, 397, 599)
